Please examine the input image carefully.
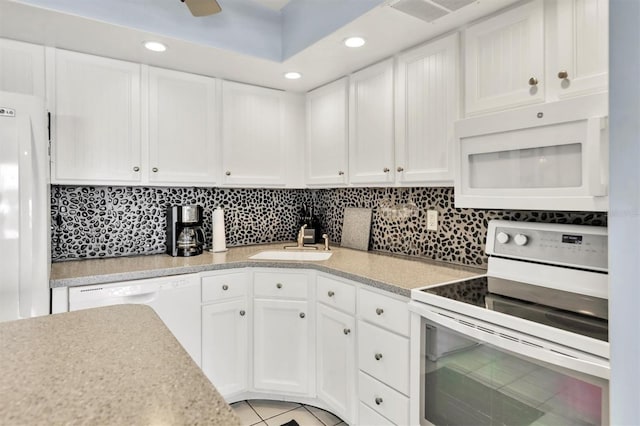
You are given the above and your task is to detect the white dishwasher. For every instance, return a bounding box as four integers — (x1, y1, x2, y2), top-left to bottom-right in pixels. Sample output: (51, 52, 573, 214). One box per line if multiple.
(69, 274, 201, 367)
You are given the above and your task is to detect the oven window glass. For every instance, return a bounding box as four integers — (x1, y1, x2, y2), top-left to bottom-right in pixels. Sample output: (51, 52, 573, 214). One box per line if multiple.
(423, 322, 605, 426)
(468, 143, 582, 189)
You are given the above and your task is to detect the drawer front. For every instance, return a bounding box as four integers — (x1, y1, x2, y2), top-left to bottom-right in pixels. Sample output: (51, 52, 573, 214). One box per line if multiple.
(359, 402, 394, 426)
(358, 321, 410, 394)
(254, 271, 309, 299)
(359, 371, 409, 426)
(317, 275, 356, 314)
(202, 272, 248, 302)
(358, 288, 409, 336)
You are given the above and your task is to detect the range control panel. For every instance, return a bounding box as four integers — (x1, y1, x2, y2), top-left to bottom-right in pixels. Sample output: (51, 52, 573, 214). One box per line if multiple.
(486, 220, 607, 271)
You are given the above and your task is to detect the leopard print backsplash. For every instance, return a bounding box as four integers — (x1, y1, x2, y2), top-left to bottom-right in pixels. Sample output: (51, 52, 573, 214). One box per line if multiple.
(313, 187, 606, 268)
(51, 186, 312, 260)
(51, 186, 607, 267)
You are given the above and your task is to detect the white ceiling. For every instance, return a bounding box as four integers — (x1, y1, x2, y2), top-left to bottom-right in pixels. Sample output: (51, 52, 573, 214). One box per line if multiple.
(0, 0, 519, 92)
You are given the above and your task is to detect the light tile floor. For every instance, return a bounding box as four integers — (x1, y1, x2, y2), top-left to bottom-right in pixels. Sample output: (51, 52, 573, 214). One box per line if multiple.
(231, 399, 345, 426)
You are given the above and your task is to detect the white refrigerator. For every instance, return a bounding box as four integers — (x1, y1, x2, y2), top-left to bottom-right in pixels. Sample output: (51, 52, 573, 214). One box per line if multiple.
(0, 91, 50, 322)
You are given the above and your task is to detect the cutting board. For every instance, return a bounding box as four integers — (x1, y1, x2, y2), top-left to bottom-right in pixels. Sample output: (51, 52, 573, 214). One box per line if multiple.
(341, 208, 373, 251)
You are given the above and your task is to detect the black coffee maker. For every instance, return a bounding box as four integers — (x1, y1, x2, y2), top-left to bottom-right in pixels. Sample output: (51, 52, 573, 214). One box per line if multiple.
(166, 205, 205, 257)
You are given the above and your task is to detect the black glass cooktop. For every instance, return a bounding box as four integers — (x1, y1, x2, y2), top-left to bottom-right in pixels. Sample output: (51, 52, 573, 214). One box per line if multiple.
(422, 276, 608, 342)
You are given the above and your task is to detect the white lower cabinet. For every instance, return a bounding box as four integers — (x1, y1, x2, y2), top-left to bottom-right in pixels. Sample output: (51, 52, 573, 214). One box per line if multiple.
(316, 303, 356, 424)
(253, 298, 312, 395)
(201, 271, 250, 398)
(359, 402, 394, 426)
(202, 299, 249, 397)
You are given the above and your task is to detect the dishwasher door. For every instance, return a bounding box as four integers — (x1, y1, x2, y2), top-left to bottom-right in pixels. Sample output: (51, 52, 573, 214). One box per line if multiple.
(69, 275, 201, 366)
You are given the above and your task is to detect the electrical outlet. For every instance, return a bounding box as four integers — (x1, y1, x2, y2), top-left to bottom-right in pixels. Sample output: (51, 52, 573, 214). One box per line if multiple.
(427, 209, 438, 231)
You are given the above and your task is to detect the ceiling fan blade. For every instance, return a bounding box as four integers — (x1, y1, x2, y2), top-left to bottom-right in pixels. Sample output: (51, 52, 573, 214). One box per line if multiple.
(182, 0, 222, 16)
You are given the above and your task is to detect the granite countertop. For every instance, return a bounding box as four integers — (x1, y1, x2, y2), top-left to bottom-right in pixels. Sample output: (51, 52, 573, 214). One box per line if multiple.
(51, 244, 485, 297)
(0, 304, 240, 426)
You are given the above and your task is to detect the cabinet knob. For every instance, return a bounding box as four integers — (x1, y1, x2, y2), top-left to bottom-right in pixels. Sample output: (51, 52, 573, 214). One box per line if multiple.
(528, 77, 538, 86)
(225, 171, 231, 176)
(299, 312, 306, 319)
(558, 70, 569, 80)
(276, 283, 283, 289)
(328, 290, 335, 297)
(239, 310, 246, 316)
(338, 171, 345, 176)
(375, 353, 383, 361)
(133, 166, 140, 172)
(152, 167, 158, 173)
(376, 308, 384, 315)
(343, 328, 351, 335)
(397, 166, 404, 172)
(375, 397, 383, 405)
(383, 167, 390, 173)
(222, 284, 229, 291)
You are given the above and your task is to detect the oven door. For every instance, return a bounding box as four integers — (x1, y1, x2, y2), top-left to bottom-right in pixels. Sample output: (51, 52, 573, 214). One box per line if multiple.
(410, 304, 609, 426)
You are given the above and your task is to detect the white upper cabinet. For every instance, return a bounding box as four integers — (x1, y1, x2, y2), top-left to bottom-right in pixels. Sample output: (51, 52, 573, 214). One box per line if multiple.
(395, 33, 459, 186)
(464, 0, 545, 116)
(147, 67, 218, 185)
(51, 49, 142, 184)
(0, 38, 45, 98)
(221, 81, 288, 187)
(551, 0, 608, 99)
(348, 59, 395, 185)
(305, 78, 349, 186)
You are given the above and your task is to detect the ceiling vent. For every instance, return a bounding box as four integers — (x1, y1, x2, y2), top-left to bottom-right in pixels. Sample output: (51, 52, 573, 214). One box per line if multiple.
(390, 0, 476, 23)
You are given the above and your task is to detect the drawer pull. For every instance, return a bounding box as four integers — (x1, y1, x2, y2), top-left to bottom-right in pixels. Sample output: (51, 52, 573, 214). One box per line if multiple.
(343, 328, 351, 335)
(222, 284, 229, 291)
(299, 312, 306, 319)
(239, 310, 246, 316)
(376, 308, 384, 315)
(328, 290, 335, 297)
(375, 353, 383, 361)
(375, 397, 383, 405)
(276, 283, 283, 289)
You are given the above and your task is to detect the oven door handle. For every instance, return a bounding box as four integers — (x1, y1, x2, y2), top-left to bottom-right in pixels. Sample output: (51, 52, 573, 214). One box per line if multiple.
(415, 306, 610, 380)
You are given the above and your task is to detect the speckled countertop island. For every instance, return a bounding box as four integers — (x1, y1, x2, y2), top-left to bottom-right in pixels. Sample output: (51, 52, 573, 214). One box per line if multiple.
(0, 304, 239, 426)
(51, 244, 485, 296)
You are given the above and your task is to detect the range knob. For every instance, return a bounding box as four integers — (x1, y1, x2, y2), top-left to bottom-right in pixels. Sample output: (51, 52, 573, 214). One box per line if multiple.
(514, 234, 529, 246)
(496, 232, 510, 244)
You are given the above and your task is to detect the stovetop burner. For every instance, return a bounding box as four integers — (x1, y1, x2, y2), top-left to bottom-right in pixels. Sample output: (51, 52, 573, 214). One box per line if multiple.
(422, 276, 608, 342)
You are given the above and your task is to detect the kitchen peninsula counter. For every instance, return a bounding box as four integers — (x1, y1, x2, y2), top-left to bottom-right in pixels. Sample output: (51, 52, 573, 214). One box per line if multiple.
(50, 244, 484, 297)
(0, 304, 239, 425)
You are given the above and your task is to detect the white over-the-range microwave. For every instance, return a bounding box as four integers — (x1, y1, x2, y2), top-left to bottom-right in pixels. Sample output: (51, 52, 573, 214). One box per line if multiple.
(454, 92, 608, 212)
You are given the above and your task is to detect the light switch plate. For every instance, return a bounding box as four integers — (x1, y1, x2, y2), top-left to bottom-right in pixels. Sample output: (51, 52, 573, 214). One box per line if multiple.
(427, 209, 438, 231)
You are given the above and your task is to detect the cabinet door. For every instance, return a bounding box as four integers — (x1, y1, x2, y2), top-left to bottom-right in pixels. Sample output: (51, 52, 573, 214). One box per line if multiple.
(317, 304, 356, 424)
(148, 67, 217, 185)
(395, 33, 459, 185)
(52, 50, 141, 184)
(305, 78, 348, 186)
(0, 38, 45, 98)
(253, 298, 311, 394)
(464, 0, 545, 115)
(349, 59, 395, 185)
(553, 0, 608, 99)
(221, 81, 286, 186)
(202, 299, 249, 397)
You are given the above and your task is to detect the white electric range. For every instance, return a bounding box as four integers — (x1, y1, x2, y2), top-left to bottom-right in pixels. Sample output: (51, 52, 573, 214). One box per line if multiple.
(409, 220, 609, 426)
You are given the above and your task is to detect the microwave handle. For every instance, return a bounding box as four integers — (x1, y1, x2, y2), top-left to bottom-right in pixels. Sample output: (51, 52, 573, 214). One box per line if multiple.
(418, 307, 609, 380)
(586, 116, 608, 196)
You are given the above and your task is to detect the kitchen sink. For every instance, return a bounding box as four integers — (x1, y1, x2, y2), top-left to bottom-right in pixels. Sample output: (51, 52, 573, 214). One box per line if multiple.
(249, 250, 333, 261)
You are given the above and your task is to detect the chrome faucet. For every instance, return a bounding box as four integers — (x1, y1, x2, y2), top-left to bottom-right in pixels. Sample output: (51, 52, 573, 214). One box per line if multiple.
(322, 233, 330, 251)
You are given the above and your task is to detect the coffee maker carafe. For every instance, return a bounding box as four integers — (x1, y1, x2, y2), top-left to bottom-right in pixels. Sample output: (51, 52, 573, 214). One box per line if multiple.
(166, 205, 205, 257)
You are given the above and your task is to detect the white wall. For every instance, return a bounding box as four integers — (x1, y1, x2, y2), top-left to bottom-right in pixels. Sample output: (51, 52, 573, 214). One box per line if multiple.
(609, 0, 640, 423)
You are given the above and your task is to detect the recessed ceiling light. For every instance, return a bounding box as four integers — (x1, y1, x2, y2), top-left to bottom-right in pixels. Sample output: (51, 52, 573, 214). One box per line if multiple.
(344, 37, 366, 48)
(143, 41, 167, 52)
(284, 71, 302, 80)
